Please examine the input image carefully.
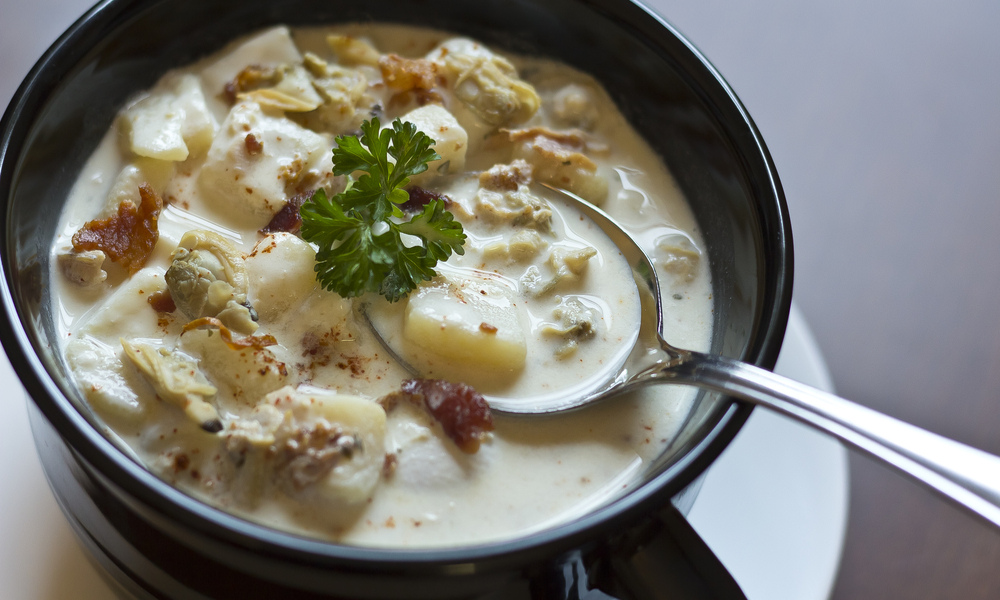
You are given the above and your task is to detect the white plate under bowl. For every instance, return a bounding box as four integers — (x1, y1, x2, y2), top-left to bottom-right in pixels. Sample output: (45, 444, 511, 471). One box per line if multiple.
(0, 303, 847, 599)
(686, 303, 850, 600)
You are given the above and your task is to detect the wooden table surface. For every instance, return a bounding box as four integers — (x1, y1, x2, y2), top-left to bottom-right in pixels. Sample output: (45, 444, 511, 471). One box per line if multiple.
(3, 0, 999, 598)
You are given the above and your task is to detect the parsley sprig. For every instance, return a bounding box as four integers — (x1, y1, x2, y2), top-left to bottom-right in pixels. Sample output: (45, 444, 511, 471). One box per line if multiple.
(299, 118, 466, 302)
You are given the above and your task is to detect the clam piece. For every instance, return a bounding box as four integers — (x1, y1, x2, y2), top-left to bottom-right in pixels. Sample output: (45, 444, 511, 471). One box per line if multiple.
(121, 340, 221, 432)
(165, 230, 258, 334)
(264, 387, 388, 503)
(519, 246, 598, 297)
(57, 249, 107, 286)
(541, 296, 598, 359)
(238, 64, 324, 112)
(428, 38, 540, 126)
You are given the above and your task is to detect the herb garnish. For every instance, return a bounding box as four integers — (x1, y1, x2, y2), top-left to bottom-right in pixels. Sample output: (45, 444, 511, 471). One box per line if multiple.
(299, 118, 466, 302)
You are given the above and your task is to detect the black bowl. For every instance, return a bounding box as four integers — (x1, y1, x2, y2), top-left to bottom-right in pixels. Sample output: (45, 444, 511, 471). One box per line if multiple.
(0, 0, 792, 598)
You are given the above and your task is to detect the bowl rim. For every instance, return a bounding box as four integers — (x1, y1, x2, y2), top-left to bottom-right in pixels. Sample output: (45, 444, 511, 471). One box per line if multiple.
(0, 0, 793, 572)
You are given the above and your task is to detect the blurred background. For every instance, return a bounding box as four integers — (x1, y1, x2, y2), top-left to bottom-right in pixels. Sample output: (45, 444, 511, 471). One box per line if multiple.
(2, 0, 1000, 598)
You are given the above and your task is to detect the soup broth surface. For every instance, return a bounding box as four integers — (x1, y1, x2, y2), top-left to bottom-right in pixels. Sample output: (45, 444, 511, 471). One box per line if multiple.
(50, 24, 713, 547)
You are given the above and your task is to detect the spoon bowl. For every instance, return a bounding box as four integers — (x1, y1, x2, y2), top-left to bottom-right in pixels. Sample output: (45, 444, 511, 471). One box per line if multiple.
(517, 185, 1000, 531)
(369, 183, 1000, 530)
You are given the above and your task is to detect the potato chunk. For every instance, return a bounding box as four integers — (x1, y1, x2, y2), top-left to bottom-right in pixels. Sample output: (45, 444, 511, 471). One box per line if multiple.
(396, 105, 468, 183)
(403, 276, 526, 371)
(123, 74, 217, 161)
(199, 100, 332, 225)
(101, 158, 174, 218)
(245, 232, 318, 321)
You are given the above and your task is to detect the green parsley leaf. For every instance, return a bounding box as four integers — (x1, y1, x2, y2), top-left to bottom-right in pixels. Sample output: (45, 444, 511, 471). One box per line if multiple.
(299, 118, 466, 302)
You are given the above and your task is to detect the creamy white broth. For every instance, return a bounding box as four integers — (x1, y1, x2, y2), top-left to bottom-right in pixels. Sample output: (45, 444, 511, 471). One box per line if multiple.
(50, 24, 714, 547)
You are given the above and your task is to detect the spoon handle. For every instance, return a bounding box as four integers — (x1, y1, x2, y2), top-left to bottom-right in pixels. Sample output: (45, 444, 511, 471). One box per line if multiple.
(662, 350, 1000, 528)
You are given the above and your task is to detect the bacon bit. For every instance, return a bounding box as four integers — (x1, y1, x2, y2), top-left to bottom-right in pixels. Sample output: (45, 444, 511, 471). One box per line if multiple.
(147, 290, 176, 313)
(401, 186, 451, 213)
(72, 183, 162, 275)
(479, 159, 533, 192)
(223, 64, 278, 104)
(245, 133, 263, 155)
(379, 54, 437, 91)
(182, 317, 277, 350)
(173, 453, 190, 472)
(479, 323, 498, 334)
(396, 379, 494, 453)
(383, 453, 398, 477)
(259, 190, 312, 235)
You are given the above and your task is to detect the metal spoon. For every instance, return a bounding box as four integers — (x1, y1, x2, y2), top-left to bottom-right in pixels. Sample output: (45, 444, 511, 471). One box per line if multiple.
(366, 185, 1000, 528)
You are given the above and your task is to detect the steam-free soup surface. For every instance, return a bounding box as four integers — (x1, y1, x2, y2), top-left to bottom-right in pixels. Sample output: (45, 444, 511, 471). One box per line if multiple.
(51, 24, 713, 547)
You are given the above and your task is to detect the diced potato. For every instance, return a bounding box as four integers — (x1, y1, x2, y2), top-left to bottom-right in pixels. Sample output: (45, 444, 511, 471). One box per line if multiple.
(173, 74, 217, 155)
(200, 27, 304, 101)
(100, 158, 175, 217)
(123, 75, 218, 162)
(124, 94, 188, 161)
(78, 268, 168, 342)
(396, 105, 468, 184)
(66, 337, 146, 425)
(199, 100, 332, 225)
(245, 233, 318, 320)
(404, 277, 526, 371)
(264, 386, 387, 503)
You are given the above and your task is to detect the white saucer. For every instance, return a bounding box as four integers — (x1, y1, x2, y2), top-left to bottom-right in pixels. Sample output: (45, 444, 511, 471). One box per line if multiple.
(686, 303, 850, 600)
(0, 304, 846, 599)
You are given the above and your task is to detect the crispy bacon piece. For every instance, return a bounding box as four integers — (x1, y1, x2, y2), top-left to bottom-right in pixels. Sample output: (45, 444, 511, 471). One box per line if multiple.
(260, 190, 312, 235)
(72, 183, 162, 275)
(182, 317, 277, 350)
(398, 379, 494, 453)
(379, 54, 437, 91)
(147, 290, 176, 313)
(401, 186, 451, 213)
